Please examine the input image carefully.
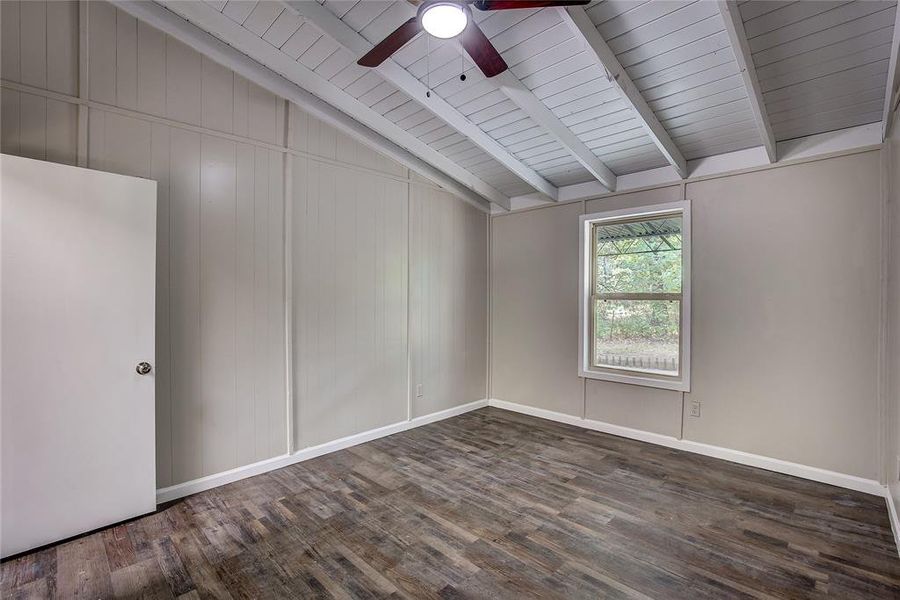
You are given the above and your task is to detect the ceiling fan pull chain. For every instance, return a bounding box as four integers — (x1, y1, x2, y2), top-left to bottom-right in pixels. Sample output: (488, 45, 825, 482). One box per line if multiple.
(426, 34, 432, 98)
(460, 38, 466, 82)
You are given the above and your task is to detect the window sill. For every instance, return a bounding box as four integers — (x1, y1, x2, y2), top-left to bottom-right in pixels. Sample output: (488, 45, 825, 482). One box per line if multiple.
(579, 367, 690, 392)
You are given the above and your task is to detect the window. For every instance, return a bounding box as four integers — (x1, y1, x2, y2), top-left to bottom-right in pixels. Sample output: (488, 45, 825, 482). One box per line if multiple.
(579, 201, 690, 391)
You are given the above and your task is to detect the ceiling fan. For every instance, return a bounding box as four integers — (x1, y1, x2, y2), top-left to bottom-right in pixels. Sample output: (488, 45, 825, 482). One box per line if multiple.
(357, 0, 591, 78)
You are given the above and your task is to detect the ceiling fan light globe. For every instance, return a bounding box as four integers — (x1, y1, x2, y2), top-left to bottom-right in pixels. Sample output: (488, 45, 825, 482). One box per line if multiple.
(421, 3, 468, 39)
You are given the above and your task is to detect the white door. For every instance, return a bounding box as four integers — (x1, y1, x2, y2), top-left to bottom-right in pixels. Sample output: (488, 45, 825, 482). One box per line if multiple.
(1, 154, 157, 558)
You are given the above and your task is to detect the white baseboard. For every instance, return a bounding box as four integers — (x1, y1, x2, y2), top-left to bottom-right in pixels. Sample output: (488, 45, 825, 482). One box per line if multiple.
(156, 399, 488, 504)
(158, 397, 887, 505)
(487, 399, 885, 497)
(886, 484, 900, 558)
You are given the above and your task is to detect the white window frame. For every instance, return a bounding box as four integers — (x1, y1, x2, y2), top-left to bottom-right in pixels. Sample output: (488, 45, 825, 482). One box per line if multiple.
(578, 200, 691, 392)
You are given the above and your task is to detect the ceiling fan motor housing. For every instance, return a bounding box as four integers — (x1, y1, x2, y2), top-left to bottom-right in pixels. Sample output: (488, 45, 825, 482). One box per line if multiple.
(357, 0, 590, 77)
(418, 1, 472, 40)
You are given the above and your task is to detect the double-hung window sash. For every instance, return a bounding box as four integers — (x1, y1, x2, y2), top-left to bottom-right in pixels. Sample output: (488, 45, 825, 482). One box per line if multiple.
(589, 213, 683, 377)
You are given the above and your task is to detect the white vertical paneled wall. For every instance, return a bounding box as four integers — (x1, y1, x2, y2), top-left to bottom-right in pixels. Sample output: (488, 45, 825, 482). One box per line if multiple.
(290, 103, 411, 448)
(78, 1, 289, 487)
(65, 0, 287, 488)
(0, 1, 79, 164)
(0, 88, 79, 165)
(289, 102, 487, 447)
(410, 183, 488, 417)
(1, 1, 488, 491)
(291, 155, 409, 447)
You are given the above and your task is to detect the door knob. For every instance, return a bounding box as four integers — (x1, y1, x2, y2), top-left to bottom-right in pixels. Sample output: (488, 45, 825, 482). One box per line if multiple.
(136, 362, 152, 375)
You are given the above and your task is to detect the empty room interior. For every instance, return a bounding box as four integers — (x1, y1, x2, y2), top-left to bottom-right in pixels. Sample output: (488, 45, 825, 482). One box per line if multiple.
(4, 0, 900, 597)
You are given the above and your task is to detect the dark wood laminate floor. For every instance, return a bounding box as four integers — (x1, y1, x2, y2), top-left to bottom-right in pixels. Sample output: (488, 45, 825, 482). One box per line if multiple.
(3, 407, 899, 599)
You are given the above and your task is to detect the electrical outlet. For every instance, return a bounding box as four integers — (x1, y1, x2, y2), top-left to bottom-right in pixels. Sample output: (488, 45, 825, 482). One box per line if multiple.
(689, 400, 701, 418)
(416, 384, 423, 398)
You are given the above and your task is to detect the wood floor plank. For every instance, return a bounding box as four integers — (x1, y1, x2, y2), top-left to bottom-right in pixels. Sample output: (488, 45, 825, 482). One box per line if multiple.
(2, 407, 899, 598)
(55, 535, 112, 599)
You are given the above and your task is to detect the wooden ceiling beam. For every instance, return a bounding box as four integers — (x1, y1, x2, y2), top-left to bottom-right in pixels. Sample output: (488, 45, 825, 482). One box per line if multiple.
(493, 69, 617, 191)
(289, 1, 616, 191)
(283, 0, 557, 202)
(717, 0, 777, 163)
(881, 4, 900, 140)
(560, 7, 687, 178)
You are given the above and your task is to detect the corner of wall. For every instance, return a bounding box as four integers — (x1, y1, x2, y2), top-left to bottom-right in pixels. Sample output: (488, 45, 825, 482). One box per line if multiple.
(884, 109, 900, 547)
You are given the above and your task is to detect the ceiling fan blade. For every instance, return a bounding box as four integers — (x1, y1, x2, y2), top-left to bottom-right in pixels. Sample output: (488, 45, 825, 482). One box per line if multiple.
(474, 0, 590, 10)
(357, 17, 422, 67)
(460, 21, 508, 78)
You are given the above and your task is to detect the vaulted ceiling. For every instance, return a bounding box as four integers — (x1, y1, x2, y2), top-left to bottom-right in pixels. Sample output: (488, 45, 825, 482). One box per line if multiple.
(122, 0, 900, 210)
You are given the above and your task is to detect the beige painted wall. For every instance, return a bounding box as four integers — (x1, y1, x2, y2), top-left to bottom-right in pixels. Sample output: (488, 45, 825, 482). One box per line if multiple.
(684, 153, 881, 478)
(491, 150, 884, 479)
(491, 201, 584, 417)
(2, 1, 487, 488)
(584, 186, 684, 438)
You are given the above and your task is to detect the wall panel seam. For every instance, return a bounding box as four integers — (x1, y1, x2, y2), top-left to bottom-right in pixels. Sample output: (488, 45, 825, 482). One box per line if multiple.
(879, 145, 891, 483)
(198, 135, 205, 476)
(0, 79, 449, 191)
(232, 137, 239, 471)
(486, 208, 492, 402)
(284, 99, 294, 455)
(166, 118, 175, 487)
(77, 0, 88, 167)
(581, 199, 586, 421)
(406, 170, 412, 422)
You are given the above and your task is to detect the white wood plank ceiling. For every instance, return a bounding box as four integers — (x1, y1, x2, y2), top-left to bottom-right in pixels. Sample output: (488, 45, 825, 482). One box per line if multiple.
(739, 0, 897, 142)
(146, 0, 899, 209)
